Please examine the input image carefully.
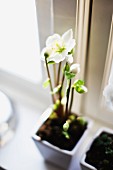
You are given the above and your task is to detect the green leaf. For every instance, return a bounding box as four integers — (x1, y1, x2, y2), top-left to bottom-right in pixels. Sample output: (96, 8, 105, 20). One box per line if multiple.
(51, 85, 61, 94)
(65, 71, 75, 80)
(72, 80, 87, 94)
(62, 131, 70, 139)
(64, 63, 70, 72)
(75, 85, 87, 94)
(73, 80, 84, 87)
(43, 78, 50, 88)
(47, 61, 55, 65)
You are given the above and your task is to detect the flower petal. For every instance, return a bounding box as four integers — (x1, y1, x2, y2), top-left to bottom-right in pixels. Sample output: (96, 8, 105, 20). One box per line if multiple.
(66, 54, 73, 64)
(62, 29, 73, 44)
(67, 39, 76, 52)
(70, 63, 80, 74)
(41, 47, 52, 61)
(48, 53, 65, 63)
(46, 34, 61, 47)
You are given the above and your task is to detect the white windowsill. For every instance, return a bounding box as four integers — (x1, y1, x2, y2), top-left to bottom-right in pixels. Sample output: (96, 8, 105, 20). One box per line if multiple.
(0, 80, 113, 170)
(0, 70, 51, 110)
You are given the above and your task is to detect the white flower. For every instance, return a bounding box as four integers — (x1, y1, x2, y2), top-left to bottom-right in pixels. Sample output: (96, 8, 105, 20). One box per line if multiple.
(41, 29, 76, 63)
(66, 54, 73, 64)
(70, 64, 80, 74)
(47, 52, 66, 63)
(41, 47, 53, 61)
(103, 84, 113, 110)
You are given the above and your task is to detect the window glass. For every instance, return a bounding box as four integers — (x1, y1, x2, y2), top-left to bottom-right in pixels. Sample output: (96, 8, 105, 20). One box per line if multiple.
(0, 0, 42, 83)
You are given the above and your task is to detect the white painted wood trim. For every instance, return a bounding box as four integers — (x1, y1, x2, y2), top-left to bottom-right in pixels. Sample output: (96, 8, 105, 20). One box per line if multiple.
(73, 0, 92, 113)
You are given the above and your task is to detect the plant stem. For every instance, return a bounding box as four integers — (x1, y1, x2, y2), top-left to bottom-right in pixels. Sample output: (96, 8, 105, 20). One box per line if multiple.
(53, 64, 57, 86)
(69, 87, 74, 114)
(65, 79, 71, 116)
(56, 62, 61, 85)
(45, 58, 55, 103)
(59, 74, 65, 101)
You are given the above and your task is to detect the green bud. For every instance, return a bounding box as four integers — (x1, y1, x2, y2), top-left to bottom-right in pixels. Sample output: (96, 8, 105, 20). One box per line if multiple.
(43, 78, 50, 88)
(62, 131, 70, 139)
(63, 121, 70, 131)
(77, 117, 87, 126)
(44, 52, 49, 59)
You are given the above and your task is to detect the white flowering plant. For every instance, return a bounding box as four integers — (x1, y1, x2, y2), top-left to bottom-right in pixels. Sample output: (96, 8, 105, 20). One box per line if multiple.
(41, 29, 88, 136)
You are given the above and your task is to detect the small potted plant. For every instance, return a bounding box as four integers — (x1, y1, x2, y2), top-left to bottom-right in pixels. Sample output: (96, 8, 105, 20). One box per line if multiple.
(80, 127, 113, 170)
(32, 29, 91, 170)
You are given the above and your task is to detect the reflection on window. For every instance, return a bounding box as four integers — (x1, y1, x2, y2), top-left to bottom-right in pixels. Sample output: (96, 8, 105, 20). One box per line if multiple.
(102, 15, 113, 112)
(0, 0, 42, 83)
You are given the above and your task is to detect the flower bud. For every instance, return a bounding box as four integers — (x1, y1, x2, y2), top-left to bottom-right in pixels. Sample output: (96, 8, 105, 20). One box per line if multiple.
(70, 64, 80, 74)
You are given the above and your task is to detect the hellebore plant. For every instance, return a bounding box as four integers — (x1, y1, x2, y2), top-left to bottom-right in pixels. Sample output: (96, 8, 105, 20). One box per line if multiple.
(41, 29, 88, 138)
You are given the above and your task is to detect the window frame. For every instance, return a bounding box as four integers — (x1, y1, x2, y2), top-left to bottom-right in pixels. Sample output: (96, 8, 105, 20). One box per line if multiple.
(0, 0, 54, 109)
(79, 0, 113, 126)
(98, 15, 113, 125)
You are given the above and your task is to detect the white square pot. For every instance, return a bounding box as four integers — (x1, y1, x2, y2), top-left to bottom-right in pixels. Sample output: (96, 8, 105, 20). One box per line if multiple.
(80, 127, 113, 170)
(32, 106, 92, 170)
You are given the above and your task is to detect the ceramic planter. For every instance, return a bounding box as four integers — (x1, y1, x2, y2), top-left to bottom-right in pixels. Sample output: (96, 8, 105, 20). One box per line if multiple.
(80, 127, 113, 170)
(32, 106, 92, 170)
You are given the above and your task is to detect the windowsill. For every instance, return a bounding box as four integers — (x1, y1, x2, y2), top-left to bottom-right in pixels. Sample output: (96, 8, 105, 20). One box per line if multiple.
(0, 91, 113, 170)
(0, 70, 51, 110)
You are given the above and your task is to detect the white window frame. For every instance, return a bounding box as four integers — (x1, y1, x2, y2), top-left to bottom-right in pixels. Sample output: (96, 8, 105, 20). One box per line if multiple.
(78, 0, 113, 126)
(98, 15, 113, 125)
(72, 0, 92, 113)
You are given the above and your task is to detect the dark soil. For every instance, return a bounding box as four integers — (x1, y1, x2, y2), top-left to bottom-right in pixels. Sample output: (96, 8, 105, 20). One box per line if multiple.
(37, 113, 87, 151)
(85, 132, 113, 170)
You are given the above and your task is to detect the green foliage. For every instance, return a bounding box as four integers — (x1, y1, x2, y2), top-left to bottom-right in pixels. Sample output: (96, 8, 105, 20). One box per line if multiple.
(68, 115, 76, 121)
(94, 133, 113, 156)
(73, 80, 84, 86)
(49, 112, 58, 119)
(105, 147, 113, 155)
(72, 80, 87, 94)
(53, 100, 60, 111)
(47, 61, 55, 65)
(77, 117, 87, 126)
(64, 63, 75, 80)
(43, 78, 50, 88)
(63, 121, 70, 131)
(64, 63, 70, 72)
(62, 131, 70, 139)
(75, 85, 86, 93)
(95, 134, 112, 147)
(65, 71, 75, 80)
